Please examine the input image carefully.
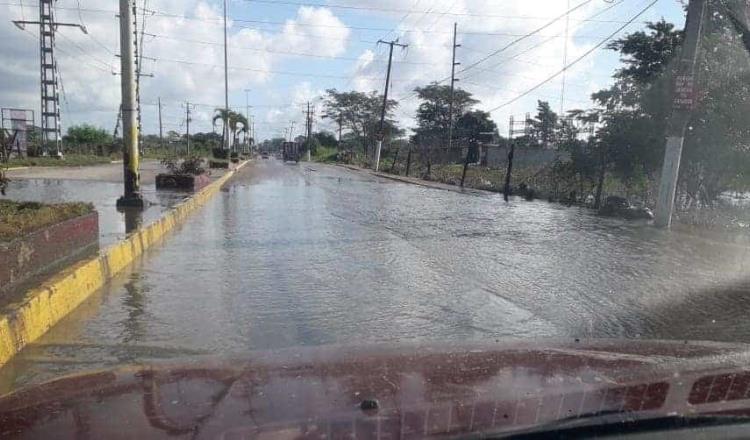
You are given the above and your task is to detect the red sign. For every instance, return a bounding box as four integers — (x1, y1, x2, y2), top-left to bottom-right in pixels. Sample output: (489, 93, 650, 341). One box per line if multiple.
(673, 75, 696, 110)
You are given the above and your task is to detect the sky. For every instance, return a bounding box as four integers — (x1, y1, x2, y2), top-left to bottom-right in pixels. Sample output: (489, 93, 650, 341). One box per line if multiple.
(0, 0, 687, 142)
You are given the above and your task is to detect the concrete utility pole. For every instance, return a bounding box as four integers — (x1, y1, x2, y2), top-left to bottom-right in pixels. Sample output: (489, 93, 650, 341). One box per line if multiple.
(447, 22, 461, 154)
(338, 113, 343, 147)
(289, 121, 296, 142)
(116, 0, 143, 208)
(374, 38, 408, 172)
(244, 89, 252, 153)
(223, 0, 230, 152)
(13, 0, 87, 158)
(158, 97, 163, 148)
(184, 101, 193, 156)
(655, 0, 706, 227)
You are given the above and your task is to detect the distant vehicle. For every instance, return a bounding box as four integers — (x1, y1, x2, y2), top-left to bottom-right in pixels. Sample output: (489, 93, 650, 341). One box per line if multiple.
(261, 151, 270, 159)
(282, 142, 299, 163)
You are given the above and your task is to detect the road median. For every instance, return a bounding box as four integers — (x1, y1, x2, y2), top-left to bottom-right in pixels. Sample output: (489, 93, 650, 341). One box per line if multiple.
(0, 161, 249, 368)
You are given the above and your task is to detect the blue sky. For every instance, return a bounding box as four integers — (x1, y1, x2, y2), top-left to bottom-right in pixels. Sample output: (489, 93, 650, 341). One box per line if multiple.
(0, 0, 687, 142)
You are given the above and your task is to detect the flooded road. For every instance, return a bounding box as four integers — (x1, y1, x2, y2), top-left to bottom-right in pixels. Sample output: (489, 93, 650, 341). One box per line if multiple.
(2, 159, 749, 392)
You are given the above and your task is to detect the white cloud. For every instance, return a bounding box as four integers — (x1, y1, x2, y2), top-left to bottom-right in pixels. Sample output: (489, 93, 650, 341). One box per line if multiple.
(0, 1, 351, 137)
(343, 0, 658, 133)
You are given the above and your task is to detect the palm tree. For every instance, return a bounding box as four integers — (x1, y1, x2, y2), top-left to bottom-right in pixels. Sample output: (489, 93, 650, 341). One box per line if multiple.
(229, 112, 248, 152)
(213, 109, 249, 153)
(212, 108, 232, 151)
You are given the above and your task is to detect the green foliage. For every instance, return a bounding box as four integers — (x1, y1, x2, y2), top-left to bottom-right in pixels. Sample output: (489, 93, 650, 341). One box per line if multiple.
(0, 200, 93, 242)
(455, 110, 496, 143)
(321, 89, 401, 157)
(527, 101, 559, 148)
(64, 124, 113, 146)
(160, 156, 206, 176)
(314, 131, 338, 148)
(6, 155, 113, 168)
(312, 146, 339, 163)
(213, 109, 248, 150)
(414, 83, 479, 148)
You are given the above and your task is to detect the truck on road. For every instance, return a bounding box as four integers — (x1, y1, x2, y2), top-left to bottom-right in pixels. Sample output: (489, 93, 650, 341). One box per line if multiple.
(282, 142, 299, 163)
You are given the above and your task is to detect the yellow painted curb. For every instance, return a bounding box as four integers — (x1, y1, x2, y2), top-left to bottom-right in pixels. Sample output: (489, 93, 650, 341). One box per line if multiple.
(0, 161, 249, 367)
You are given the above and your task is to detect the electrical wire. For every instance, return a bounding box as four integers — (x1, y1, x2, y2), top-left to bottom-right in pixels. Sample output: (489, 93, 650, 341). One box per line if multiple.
(485, 0, 659, 113)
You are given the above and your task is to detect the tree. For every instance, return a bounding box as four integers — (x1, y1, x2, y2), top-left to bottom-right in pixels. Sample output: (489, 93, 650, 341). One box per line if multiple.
(321, 89, 399, 158)
(213, 110, 247, 152)
(64, 124, 112, 146)
(583, 20, 684, 207)
(314, 131, 337, 148)
(527, 101, 559, 148)
(590, 13, 750, 208)
(413, 83, 478, 149)
(455, 110, 496, 162)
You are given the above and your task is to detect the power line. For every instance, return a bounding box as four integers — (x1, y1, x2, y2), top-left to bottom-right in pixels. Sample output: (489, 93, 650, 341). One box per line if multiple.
(485, 0, 659, 113)
(239, 0, 650, 23)
(148, 33, 439, 65)
(393, 0, 622, 103)
(457, 0, 594, 75)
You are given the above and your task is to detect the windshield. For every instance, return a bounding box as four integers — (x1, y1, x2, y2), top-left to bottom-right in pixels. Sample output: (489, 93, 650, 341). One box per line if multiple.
(1, 0, 750, 438)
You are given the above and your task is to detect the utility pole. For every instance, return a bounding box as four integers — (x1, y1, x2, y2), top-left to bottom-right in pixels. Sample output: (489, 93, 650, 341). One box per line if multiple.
(655, 0, 706, 227)
(244, 89, 252, 153)
(506, 115, 530, 202)
(304, 102, 314, 161)
(375, 38, 408, 171)
(223, 0, 230, 152)
(184, 101, 193, 156)
(116, 0, 143, 208)
(447, 22, 461, 154)
(13, 0, 87, 158)
(289, 121, 296, 142)
(337, 113, 343, 147)
(158, 97, 163, 148)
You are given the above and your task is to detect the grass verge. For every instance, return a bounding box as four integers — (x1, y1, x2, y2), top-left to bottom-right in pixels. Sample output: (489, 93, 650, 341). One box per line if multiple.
(0, 200, 94, 242)
(6, 155, 114, 168)
(312, 146, 339, 163)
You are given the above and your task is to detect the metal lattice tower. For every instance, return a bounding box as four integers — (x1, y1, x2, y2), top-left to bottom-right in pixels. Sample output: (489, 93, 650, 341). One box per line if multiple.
(13, 0, 86, 157)
(39, 0, 62, 156)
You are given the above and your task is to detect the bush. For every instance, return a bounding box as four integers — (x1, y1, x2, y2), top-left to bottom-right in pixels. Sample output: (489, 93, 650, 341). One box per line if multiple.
(230, 151, 239, 159)
(212, 148, 228, 159)
(0, 200, 93, 242)
(0, 168, 8, 196)
(160, 156, 206, 176)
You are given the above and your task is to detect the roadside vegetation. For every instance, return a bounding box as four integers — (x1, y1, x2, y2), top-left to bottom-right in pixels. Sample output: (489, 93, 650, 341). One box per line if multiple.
(6, 154, 113, 168)
(303, 14, 750, 229)
(0, 200, 93, 242)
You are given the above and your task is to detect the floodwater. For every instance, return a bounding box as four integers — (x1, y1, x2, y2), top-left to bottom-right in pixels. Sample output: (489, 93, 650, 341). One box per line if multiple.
(2, 159, 749, 393)
(4, 179, 185, 247)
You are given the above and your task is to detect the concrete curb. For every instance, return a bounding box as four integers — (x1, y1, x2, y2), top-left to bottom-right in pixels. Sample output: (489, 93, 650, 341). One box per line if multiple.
(336, 164, 491, 196)
(0, 161, 249, 367)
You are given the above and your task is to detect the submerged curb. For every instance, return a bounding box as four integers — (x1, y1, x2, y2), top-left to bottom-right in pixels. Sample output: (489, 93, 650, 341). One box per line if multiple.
(0, 161, 249, 368)
(336, 164, 490, 196)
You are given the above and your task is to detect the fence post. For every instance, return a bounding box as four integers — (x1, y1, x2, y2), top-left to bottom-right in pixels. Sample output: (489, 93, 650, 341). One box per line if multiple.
(390, 147, 400, 174)
(461, 143, 472, 188)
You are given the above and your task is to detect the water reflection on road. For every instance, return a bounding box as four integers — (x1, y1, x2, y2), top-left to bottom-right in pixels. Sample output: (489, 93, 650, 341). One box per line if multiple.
(2, 159, 749, 392)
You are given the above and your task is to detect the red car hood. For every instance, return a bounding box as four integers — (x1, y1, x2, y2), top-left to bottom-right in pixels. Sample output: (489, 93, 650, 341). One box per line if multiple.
(2, 339, 750, 439)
